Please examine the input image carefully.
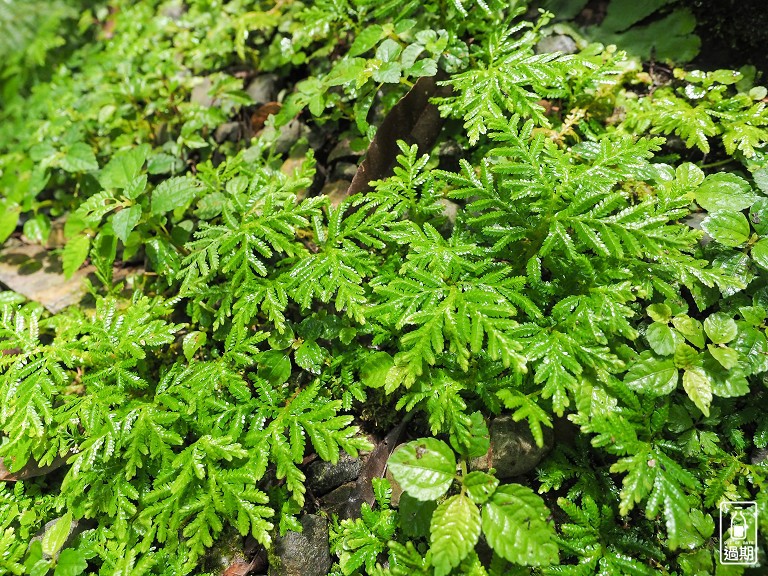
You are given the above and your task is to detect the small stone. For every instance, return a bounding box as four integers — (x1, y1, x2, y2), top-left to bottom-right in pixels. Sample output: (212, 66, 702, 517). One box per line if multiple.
(269, 515, 331, 576)
(307, 452, 362, 496)
(685, 212, 712, 246)
(191, 77, 215, 107)
(535, 34, 578, 55)
(319, 481, 357, 517)
(260, 120, 310, 155)
(321, 181, 350, 208)
(201, 528, 248, 573)
(437, 140, 462, 172)
(331, 161, 358, 181)
(751, 447, 768, 465)
(470, 415, 553, 479)
(327, 139, 361, 163)
(439, 199, 459, 228)
(247, 74, 279, 104)
(280, 156, 306, 177)
(214, 122, 242, 143)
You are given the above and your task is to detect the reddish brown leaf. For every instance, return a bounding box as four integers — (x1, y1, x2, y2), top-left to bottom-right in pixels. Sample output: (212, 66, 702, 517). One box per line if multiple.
(346, 73, 452, 197)
(251, 102, 282, 133)
(0, 453, 69, 482)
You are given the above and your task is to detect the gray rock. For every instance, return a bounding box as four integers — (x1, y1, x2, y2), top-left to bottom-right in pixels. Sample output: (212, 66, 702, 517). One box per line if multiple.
(214, 122, 242, 143)
(685, 212, 712, 246)
(470, 415, 553, 479)
(247, 74, 279, 104)
(161, 3, 185, 20)
(535, 34, 578, 55)
(269, 515, 331, 576)
(327, 139, 361, 163)
(307, 452, 362, 496)
(260, 120, 310, 155)
(437, 140, 462, 172)
(319, 482, 357, 517)
(439, 199, 459, 229)
(321, 181, 351, 208)
(331, 161, 359, 181)
(751, 447, 768, 465)
(191, 77, 215, 107)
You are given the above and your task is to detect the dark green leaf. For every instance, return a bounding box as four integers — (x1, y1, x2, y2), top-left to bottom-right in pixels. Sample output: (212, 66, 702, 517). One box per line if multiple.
(624, 354, 678, 395)
(348, 26, 384, 57)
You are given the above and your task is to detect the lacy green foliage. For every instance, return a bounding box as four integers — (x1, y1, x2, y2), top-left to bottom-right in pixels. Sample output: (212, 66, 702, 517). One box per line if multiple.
(622, 67, 768, 158)
(0, 293, 368, 571)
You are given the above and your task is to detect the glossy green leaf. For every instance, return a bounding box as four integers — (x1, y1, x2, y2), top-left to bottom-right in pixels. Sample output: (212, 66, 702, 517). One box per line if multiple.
(707, 344, 739, 370)
(151, 177, 199, 215)
(732, 326, 768, 375)
(646, 322, 678, 356)
(373, 61, 402, 84)
(624, 354, 678, 395)
(430, 494, 481, 576)
(751, 238, 768, 271)
(257, 351, 292, 385)
(23, 214, 51, 245)
(703, 312, 738, 344)
(182, 331, 207, 361)
(463, 471, 499, 505)
(701, 211, 750, 247)
(348, 25, 384, 57)
(62, 234, 91, 278)
(671, 316, 705, 348)
(376, 38, 402, 63)
(449, 411, 490, 459)
(360, 352, 394, 388)
(695, 173, 756, 212)
(647, 303, 672, 323)
(682, 367, 712, 417)
(60, 143, 98, 173)
(398, 493, 436, 538)
(53, 549, 88, 576)
(111, 205, 142, 243)
(675, 163, 705, 189)
(42, 512, 72, 557)
(294, 340, 325, 374)
(388, 439, 456, 501)
(99, 145, 150, 189)
(0, 202, 21, 244)
(749, 198, 768, 235)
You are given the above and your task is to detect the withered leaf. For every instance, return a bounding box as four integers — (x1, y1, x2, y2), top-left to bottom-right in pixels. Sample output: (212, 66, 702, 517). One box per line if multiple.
(346, 73, 452, 197)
